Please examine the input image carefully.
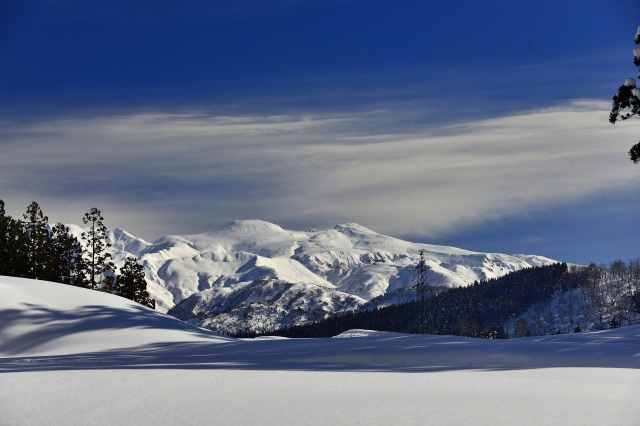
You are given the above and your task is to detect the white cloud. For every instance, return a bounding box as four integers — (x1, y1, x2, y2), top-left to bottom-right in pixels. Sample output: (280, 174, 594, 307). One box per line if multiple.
(1, 100, 639, 241)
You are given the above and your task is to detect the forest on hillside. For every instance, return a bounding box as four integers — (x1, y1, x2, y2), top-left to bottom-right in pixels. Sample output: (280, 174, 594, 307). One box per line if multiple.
(236, 261, 640, 339)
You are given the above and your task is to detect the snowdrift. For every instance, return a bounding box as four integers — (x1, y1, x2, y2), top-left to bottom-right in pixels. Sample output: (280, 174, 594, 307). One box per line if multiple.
(0, 276, 231, 357)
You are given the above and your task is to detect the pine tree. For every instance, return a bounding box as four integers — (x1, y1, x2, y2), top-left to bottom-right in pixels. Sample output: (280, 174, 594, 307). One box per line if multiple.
(610, 26, 640, 162)
(50, 223, 87, 286)
(2, 203, 35, 279)
(0, 199, 10, 275)
(81, 207, 115, 290)
(22, 201, 53, 280)
(117, 256, 155, 309)
(2, 216, 30, 278)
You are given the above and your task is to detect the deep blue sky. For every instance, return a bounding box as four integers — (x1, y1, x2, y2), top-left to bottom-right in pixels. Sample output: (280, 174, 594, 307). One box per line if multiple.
(1, 0, 640, 264)
(1, 0, 635, 113)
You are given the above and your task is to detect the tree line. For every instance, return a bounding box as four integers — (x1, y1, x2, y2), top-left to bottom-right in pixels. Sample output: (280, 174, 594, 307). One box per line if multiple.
(236, 261, 640, 339)
(235, 263, 578, 338)
(520, 259, 640, 334)
(0, 199, 155, 309)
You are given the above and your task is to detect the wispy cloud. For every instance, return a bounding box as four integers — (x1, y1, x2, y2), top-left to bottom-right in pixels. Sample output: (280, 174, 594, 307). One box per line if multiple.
(1, 100, 639, 242)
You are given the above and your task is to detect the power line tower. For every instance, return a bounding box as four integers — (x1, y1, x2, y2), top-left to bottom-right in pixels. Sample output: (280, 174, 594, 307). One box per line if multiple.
(415, 250, 430, 334)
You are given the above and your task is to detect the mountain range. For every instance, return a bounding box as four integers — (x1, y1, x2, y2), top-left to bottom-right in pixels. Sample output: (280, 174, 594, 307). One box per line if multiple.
(65, 220, 555, 334)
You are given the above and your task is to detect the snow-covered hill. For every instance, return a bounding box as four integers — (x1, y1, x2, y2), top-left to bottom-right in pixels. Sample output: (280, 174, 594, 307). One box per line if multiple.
(75, 219, 556, 333)
(1, 277, 639, 426)
(0, 276, 229, 357)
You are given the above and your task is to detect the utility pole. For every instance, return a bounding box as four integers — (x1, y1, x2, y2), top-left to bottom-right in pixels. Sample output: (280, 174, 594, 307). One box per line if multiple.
(415, 250, 430, 334)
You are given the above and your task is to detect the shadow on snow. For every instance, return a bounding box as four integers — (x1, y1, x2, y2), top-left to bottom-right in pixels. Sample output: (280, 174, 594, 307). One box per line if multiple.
(1, 303, 639, 374)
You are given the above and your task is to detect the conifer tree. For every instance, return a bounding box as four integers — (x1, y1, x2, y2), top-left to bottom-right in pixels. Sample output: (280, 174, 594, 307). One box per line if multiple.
(22, 201, 52, 280)
(50, 223, 86, 286)
(81, 207, 115, 290)
(2, 216, 29, 278)
(610, 26, 640, 162)
(117, 256, 155, 309)
(0, 199, 10, 275)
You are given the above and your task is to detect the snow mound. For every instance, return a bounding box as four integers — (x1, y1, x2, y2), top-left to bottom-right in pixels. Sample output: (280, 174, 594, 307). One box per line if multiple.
(0, 276, 232, 357)
(333, 329, 395, 338)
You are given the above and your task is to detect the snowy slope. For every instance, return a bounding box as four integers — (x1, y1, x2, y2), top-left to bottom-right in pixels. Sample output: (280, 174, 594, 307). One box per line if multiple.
(1, 277, 639, 426)
(0, 276, 230, 357)
(168, 279, 365, 335)
(68, 219, 556, 333)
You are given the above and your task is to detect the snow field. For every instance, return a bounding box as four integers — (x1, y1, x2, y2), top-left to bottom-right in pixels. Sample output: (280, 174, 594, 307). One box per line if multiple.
(1, 277, 639, 425)
(2, 368, 639, 425)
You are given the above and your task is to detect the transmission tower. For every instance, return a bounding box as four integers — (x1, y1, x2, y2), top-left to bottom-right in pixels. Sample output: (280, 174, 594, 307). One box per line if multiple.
(415, 250, 430, 334)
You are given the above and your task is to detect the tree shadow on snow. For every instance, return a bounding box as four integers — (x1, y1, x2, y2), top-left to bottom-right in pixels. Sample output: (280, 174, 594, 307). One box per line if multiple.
(0, 302, 230, 356)
(1, 319, 639, 374)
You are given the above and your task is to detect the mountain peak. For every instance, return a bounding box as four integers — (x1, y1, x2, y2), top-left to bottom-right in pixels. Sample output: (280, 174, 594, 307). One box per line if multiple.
(214, 220, 285, 235)
(333, 223, 378, 235)
(106, 228, 151, 256)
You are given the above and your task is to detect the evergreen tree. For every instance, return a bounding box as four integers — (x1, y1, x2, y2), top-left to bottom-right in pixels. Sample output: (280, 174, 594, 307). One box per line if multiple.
(117, 256, 155, 309)
(50, 223, 86, 286)
(22, 201, 53, 280)
(81, 207, 114, 290)
(0, 199, 10, 275)
(3, 216, 29, 278)
(610, 26, 640, 162)
(0, 200, 29, 278)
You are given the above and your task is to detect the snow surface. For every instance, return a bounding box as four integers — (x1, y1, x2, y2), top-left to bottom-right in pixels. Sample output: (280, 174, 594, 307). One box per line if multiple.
(1, 277, 639, 425)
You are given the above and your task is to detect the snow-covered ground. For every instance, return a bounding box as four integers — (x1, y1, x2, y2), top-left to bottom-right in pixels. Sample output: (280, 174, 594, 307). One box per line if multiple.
(1, 276, 639, 425)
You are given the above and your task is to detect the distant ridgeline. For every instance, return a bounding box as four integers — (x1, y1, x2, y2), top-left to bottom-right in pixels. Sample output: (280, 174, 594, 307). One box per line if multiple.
(236, 262, 639, 339)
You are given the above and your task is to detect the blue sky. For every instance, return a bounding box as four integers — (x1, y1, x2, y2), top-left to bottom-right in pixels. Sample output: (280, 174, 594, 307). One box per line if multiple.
(1, 0, 640, 264)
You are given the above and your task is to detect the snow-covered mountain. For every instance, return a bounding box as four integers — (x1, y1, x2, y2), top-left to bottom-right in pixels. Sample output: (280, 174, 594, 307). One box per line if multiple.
(87, 219, 556, 334)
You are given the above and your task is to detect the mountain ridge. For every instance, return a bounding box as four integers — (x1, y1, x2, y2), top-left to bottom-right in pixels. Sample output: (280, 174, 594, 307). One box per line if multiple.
(68, 219, 559, 334)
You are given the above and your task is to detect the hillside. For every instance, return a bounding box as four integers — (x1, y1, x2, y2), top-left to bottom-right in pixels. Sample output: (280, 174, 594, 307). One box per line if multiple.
(245, 263, 580, 338)
(0, 276, 230, 357)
